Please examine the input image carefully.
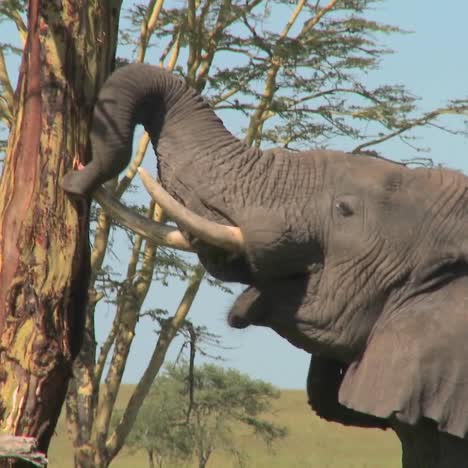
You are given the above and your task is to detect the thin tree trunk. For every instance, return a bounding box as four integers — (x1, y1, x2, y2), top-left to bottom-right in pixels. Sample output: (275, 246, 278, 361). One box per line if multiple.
(0, 0, 121, 463)
(148, 449, 156, 468)
(106, 263, 205, 459)
(198, 449, 211, 468)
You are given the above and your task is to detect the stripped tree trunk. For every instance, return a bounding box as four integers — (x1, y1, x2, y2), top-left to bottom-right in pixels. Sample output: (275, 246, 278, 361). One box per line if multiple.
(147, 449, 156, 468)
(0, 0, 121, 462)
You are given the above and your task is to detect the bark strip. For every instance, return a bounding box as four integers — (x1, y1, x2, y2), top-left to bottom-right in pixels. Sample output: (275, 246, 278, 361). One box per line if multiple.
(0, 0, 121, 457)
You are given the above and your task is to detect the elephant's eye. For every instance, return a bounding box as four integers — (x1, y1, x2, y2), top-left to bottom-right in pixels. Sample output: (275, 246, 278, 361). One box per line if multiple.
(335, 201, 354, 217)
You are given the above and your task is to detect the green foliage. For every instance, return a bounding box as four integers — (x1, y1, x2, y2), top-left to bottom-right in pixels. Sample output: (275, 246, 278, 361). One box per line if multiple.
(120, 0, 467, 153)
(0, 0, 27, 30)
(123, 363, 287, 467)
(115, 376, 193, 467)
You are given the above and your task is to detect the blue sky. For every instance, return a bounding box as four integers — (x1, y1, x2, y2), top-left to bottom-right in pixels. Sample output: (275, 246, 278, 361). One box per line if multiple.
(1, 1, 467, 390)
(101, 1, 467, 389)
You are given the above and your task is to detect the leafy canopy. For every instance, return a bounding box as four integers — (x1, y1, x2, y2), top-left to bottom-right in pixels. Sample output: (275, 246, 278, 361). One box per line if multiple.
(122, 362, 288, 467)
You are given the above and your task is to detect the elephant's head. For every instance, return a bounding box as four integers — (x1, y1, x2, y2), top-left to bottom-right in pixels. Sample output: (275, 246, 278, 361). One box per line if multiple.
(62, 64, 468, 439)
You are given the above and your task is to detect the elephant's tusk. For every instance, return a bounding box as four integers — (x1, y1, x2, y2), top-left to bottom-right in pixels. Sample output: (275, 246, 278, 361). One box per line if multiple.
(138, 168, 245, 253)
(93, 186, 194, 251)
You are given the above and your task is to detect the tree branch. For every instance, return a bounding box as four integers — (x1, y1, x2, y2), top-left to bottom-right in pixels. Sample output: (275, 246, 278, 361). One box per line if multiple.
(0, 48, 13, 126)
(0, 435, 47, 467)
(352, 106, 468, 154)
(187, 0, 199, 81)
(137, 0, 165, 63)
(166, 32, 182, 70)
(93, 296, 124, 389)
(298, 0, 339, 37)
(105, 263, 205, 459)
(2, 8, 27, 45)
(93, 205, 160, 451)
(115, 133, 150, 197)
(159, 32, 176, 66)
(93, 228, 145, 389)
(245, 0, 339, 146)
(211, 85, 244, 106)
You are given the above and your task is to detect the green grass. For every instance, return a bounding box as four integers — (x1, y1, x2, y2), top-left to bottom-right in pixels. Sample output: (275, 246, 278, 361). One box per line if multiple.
(48, 386, 401, 467)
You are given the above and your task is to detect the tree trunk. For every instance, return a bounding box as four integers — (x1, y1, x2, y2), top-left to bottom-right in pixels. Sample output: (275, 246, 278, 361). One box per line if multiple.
(392, 419, 468, 468)
(0, 0, 121, 462)
(198, 449, 211, 468)
(147, 449, 156, 468)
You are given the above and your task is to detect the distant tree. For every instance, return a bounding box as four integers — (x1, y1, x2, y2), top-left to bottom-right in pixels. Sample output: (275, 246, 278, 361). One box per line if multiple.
(114, 375, 192, 468)
(124, 363, 288, 468)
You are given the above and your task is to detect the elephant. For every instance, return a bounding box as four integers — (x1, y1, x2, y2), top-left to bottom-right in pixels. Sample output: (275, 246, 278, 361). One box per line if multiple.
(62, 63, 468, 467)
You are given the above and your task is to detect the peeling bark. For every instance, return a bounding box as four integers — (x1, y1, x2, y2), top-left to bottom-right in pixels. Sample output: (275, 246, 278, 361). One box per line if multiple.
(0, 0, 121, 460)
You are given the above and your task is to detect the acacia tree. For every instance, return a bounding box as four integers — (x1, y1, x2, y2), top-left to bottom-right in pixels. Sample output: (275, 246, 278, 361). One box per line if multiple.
(123, 363, 287, 468)
(0, 0, 121, 463)
(0, 0, 466, 466)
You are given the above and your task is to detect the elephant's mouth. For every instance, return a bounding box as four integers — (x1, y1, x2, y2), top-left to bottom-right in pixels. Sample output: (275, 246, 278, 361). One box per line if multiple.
(227, 286, 269, 328)
(227, 271, 325, 354)
(227, 284, 317, 354)
(136, 169, 324, 347)
(227, 274, 312, 331)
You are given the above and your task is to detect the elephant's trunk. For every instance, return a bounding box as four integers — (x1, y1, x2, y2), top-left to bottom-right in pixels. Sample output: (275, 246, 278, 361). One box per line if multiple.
(61, 64, 257, 222)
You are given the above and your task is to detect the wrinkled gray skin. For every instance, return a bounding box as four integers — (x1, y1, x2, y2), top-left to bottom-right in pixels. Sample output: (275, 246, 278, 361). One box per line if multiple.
(62, 64, 468, 467)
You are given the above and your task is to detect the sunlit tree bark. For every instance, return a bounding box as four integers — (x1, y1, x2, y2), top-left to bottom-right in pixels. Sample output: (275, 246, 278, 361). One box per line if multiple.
(0, 0, 121, 462)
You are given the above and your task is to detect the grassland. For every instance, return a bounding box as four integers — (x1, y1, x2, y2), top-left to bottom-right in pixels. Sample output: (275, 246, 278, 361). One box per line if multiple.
(48, 386, 401, 467)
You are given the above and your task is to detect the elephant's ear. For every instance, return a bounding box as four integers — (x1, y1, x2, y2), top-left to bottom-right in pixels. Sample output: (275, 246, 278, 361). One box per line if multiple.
(307, 355, 389, 429)
(339, 282, 468, 439)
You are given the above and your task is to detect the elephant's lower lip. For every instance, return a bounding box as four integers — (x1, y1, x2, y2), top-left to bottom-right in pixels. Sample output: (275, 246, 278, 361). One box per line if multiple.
(227, 286, 269, 329)
(227, 309, 268, 329)
(227, 314, 250, 329)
